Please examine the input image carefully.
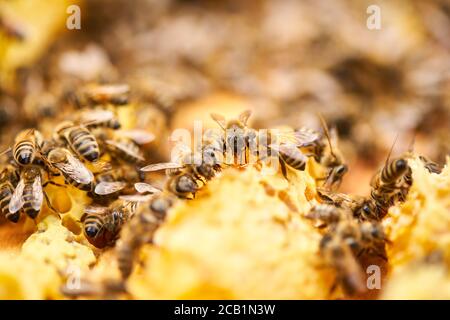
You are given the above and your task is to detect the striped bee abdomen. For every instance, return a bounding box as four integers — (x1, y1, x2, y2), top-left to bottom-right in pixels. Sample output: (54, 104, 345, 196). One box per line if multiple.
(22, 184, 39, 219)
(70, 128, 99, 162)
(381, 158, 408, 184)
(14, 141, 35, 165)
(0, 184, 19, 222)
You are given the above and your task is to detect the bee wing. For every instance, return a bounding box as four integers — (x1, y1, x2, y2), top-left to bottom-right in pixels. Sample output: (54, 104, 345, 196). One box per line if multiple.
(134, 182, 161, 194)
(94, 181, 127, 195)
(9, 179, 25, 213)
(91, 160, 112, 173)
(210, 113, 227, 130)
(118, 129, 155, 145)
(238, 110, 252, 126)
(83, 205, 109, 215)
(57, 154, 94, 184)
(80, 110, 115, 125)
(106, 140, 145, 162)
(141, 162, 184, 172)
(119, 194, 153, 202)
(0, 147, 12, 157)
(32, 176, 43, 211)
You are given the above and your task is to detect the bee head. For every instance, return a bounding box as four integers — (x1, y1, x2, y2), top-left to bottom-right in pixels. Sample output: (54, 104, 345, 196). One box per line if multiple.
(48, 148, 67, 163)
(394, 159, 407, 172)
(176, 174, 198, 193)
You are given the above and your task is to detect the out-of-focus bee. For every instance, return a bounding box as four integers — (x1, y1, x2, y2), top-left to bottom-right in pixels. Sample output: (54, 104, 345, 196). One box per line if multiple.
(210, 110, 256, 166)
(77, 109, 121, 130)
(54, 121, 100, 162)
(419, 155, 443, 174)
(23, 92, 58, 124)
(60, 278, 125, 299)
(11, 129, 44, 166)
(82, 200, 136, 248)
(45, 148, 94, 192)
(305, 204, 350, 228)
(117, 194, 174, 279)
(319, 233, 366, 296)
(82, 84, 130, 106)
(105, 138, 145, 165)
(0, 165, 20, 222)
(9, 166, 53, 220)
(0, 15, 26, 41)
(358, 221, 390, 259)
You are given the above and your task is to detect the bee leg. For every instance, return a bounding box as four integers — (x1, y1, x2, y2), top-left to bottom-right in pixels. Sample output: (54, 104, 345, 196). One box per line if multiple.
(356, 249, 366, 258)
(329, 278, 339, 297)
(43, 181, 66, 188)
(279, 160, 289, 181)
(44, 192, 60, 217)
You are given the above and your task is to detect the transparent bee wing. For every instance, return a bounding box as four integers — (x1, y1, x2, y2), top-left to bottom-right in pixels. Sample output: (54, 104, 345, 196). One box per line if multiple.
(106, 140, 145, 162)
(84, 205, 109, 215)
(210, 113, 227, 130)
(119, 129, 155, 145)
(293, 128, 321, 146)
(58, 153, 94, 184)
(141, 162, 183, 172)
(134, 182, 161, 194)
(0, 147, 12, 157)
(279, 143, 308, 160)
(94, 181, 127, 195)
(238, 110, 252, 126)
(80, 109, 115, 125)
(119, 194, 153, 202)
(9, 179, 25, 213)
(91, 160, 112, 173)
(32, 176, 43, 211)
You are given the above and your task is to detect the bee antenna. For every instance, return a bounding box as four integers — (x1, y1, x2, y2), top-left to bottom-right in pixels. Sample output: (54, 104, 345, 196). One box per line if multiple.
(386, 133, 400, 167)
(407, 133, 416, 154)
(316, 113, 336, 160)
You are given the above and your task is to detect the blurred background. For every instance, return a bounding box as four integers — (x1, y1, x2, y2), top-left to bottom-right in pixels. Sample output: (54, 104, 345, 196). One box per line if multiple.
(1, 0, 449, 195)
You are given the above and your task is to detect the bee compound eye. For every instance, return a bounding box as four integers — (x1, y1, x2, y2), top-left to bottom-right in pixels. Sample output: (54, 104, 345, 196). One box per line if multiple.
(85, 226, 98, 237)
(395, 159, 407, 171)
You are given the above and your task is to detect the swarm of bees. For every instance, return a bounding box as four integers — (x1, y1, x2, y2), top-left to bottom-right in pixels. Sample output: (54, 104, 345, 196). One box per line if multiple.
(0, 84, 156, 250)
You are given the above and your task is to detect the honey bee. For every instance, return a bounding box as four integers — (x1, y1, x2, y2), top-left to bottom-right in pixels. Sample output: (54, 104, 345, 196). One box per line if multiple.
(0, 165, 20, 222)
(55, 121, 100, 162)
(45, 148, 94, 192)
(316, 187, 378, 221)
(316, 117, 348, 190)
(23, 92, 58, 124)
(370, 156, 410, 215)
(210, 110, 256, 165)
(12, 129, 44, 166)
(9, 166, 53, 220)
(82, 201, 136, 248)
(117, 194, 174, 279)
(358, 221, 389, 260)
(419, 155, 443, 174)
(268, 143, 308, 179)
(142, 152, 218, 186)
(305, 204, 350, 228)
(82, 84, 130, 106)
(319, 233, 366, 296)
